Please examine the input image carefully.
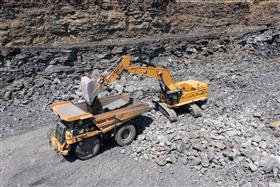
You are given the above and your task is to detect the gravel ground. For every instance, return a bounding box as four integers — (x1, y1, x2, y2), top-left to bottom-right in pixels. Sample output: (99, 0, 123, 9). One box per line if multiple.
(1, 125, 216, 187)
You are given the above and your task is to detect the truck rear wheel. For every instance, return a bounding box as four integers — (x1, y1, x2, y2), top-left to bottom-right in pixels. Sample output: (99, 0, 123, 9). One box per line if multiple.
(115, 124, 136, 146)
(74, 137, 100, 160)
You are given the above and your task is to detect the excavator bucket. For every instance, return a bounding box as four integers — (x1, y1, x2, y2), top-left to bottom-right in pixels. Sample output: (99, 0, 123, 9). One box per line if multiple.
(80, 76, 102, 105)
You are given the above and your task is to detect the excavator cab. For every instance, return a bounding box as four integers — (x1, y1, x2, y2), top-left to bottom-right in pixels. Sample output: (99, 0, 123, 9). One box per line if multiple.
(159, 82, 182, 106)
(162, 89, 182, 106)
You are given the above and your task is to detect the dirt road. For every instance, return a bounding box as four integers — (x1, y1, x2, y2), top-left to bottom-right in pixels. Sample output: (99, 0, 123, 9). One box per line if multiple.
(1, 126, 215, 186)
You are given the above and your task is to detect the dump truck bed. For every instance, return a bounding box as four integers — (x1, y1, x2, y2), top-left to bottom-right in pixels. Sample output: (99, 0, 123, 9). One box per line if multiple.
(51, 95, 150, 133)
(92, 102, 149, 132)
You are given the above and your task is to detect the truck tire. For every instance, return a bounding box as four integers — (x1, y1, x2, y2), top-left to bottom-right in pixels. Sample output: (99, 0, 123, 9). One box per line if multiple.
(74, 137, 100, 160)
(115, 124, 136, 146)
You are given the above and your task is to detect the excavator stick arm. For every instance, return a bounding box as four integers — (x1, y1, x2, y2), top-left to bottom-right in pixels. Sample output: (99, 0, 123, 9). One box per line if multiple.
(80, 55, 132, 105)
(101, 55, 132, 87)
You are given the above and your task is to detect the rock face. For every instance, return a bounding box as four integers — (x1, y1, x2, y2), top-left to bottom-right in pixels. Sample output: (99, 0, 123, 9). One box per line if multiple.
(0, 0, 280, 46)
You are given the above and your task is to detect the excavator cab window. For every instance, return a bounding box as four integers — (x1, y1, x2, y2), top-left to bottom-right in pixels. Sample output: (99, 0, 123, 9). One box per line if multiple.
(165, 89, 182, 106)
(159, 82, 181, 105)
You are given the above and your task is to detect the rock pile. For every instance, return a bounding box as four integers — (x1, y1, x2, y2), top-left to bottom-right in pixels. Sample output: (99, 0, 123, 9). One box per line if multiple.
(117, 53, 280, 185)
(105, 29, 280, 185)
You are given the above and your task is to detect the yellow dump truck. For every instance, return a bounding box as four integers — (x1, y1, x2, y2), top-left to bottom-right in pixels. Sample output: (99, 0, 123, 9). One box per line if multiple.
(49, 95, 149, 160)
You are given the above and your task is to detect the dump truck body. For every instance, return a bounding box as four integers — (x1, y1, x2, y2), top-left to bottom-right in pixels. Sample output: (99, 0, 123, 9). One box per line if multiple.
(50, 95, 150, 159)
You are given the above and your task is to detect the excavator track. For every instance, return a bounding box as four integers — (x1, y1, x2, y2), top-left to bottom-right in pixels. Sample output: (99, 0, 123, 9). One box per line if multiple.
(154, 101, 177, 122)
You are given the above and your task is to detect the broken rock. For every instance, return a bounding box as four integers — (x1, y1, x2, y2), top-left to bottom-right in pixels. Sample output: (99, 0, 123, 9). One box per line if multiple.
(155, 157, 166, 166)
(271, 120, 280, 130)
(4, 91, 12, 100)
(249, 163, 258, 172)
(158, 135, 170, 147)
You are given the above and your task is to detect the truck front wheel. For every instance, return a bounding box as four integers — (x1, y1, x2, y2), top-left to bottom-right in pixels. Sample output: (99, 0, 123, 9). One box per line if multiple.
(115, 124, 136, 146)
(74, 137, 100, 160)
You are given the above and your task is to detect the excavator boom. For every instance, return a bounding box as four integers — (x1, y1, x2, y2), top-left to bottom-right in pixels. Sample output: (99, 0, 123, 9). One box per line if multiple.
(126, 66, 177, 90)
(81, 55, 178, 105)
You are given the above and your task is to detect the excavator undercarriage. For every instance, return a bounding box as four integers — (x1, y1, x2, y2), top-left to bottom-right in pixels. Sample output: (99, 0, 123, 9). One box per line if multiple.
(154, 101, 178, 122)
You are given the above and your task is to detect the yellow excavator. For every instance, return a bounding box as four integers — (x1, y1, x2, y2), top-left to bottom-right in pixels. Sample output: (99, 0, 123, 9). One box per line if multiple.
(81, 55, 208, 121)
